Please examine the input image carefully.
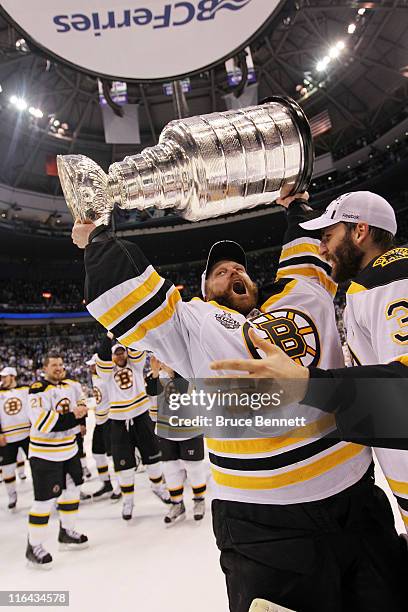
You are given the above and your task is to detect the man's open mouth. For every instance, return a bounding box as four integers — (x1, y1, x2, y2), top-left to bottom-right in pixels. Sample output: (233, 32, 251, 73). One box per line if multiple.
(232, 280, 247, 295)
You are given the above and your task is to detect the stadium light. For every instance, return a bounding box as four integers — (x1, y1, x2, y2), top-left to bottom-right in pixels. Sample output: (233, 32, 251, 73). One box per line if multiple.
(348, 23, 356, 34)
(329, 46, 340, 59)
(336, 40, 345, 50)
(358, 8, 366, 15)
(29, 106, 43, 119)
(10, 96, 28, 111)
(15, 38, 29, 52)
(316, 56, 330, 72)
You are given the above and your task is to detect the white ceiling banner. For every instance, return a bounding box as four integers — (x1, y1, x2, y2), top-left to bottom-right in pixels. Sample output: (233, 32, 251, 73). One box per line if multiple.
(1, 0, 280, 81)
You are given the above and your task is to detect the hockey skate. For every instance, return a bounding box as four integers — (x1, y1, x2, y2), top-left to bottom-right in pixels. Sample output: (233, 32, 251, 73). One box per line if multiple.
(152, 483, 171, 504)
(92, 480, 113, 500)
(110, 490, 122, 503)
(8, 492, 17, 511)
(17, 471, 27, 481)
(193, 497, 205, 521)
(79, 490, 91, 502)
(122, 499, 134, 521)
(26, 541, 53, 570)
(58, 524, 89, 550)
(164, 501, 186, 527)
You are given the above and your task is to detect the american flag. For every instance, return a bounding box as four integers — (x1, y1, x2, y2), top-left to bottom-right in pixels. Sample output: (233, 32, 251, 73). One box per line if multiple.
(309, 109, 332, 138)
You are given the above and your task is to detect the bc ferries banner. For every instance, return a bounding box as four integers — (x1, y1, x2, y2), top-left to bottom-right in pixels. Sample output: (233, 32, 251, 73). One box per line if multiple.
(1, 0, 280, 80)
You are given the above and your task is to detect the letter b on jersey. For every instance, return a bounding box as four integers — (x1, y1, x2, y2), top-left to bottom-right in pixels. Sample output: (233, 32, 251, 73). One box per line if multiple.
(243, 309, 321, 367)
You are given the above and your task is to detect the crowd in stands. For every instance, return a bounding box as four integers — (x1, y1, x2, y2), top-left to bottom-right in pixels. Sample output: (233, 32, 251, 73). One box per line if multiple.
(0, 280, 85, 312)
(0, 248, 281, 311)
(0, 324, 99, 387)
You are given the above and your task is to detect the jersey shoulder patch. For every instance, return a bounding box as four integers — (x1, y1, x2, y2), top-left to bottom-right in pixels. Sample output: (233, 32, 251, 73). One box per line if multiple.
(353, 247, 408, 290)
(29, 380, 47, 394)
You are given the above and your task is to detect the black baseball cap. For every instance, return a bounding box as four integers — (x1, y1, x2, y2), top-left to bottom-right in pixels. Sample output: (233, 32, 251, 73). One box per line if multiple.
(201, 240, 247, 297)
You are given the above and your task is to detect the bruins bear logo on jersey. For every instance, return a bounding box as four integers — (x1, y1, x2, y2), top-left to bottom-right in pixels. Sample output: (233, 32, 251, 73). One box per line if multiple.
(243, 308, 321, 367)
(56, 397, 71, 414)
(4, 397, 22, 415)
(93, 386, 102, 405)
(114, 368, 133, 390)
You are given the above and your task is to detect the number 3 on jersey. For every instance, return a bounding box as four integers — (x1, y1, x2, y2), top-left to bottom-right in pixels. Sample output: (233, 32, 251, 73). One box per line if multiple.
(386, 299, 408, 344)
(243, 308, 321, 366)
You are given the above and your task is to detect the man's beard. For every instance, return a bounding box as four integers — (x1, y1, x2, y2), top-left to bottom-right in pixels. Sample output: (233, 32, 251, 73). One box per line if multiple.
(329, 233, 364, 283)
(209, 281, 259, 316)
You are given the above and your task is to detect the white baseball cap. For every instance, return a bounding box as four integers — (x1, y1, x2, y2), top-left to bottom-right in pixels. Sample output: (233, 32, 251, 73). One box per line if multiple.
(0, 367, 17, 377)
(300, 191, 397, 236)
(112, 344, 126, 354)
(201, 240, 247, 298)
(85, 354, 97, 366)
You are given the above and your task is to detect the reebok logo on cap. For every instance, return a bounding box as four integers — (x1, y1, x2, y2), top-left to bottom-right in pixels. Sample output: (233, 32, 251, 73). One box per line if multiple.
(300, 191, 397, 236)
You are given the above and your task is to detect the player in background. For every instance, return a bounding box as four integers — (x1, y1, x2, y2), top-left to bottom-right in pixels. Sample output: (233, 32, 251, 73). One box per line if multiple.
(86, 354, 121, 501)
(26, 352, 89, 569)
(0, 366, 30, 510)
(146, 355, 206, 526)
(96, 338, 169, 521)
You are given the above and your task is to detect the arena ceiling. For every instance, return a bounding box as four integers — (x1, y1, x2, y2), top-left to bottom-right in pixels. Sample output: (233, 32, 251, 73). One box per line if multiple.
(0, 0, 407, 197)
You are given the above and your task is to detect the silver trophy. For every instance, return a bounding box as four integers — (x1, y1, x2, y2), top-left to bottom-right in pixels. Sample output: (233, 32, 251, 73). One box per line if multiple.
(57, 97, 313, 225)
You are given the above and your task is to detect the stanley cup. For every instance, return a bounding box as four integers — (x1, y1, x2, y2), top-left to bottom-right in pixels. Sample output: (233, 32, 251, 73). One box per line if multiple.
(57, 97, 313, 225)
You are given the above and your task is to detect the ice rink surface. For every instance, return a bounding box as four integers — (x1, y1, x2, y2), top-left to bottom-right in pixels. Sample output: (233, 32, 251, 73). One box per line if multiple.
(0, 414, 404, 612)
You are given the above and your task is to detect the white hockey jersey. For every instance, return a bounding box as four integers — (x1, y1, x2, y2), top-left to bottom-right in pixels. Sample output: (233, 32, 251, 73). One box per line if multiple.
(345, 246, 408, 529)
(96, 350, 150, 421)
(85, 208, 372, 505)
(91, 373, 110, 425)
(28, 378, 83, 461)
(0, 386, 30, 443)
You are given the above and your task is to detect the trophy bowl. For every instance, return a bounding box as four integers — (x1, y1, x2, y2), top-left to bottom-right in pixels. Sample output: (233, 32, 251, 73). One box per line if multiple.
(57, 154, 113, 226)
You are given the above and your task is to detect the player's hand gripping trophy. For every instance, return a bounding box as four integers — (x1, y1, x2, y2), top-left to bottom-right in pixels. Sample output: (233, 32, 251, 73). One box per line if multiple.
(57, 97, 313, 248)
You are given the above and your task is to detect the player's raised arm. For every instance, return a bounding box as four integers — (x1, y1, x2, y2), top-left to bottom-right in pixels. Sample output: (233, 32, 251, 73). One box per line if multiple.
(73, 221, 193, 378)
(272, 192, 337, 299)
